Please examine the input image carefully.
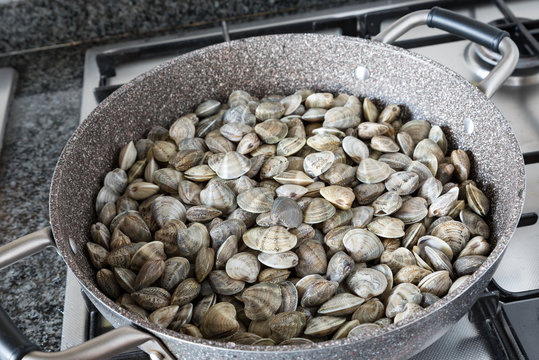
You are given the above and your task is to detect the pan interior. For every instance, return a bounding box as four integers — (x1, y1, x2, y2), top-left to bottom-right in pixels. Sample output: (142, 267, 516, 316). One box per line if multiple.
(49, 34, 524, 351)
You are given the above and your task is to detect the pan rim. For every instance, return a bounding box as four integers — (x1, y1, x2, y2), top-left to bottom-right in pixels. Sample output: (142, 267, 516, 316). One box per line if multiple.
(49, 33, 526, 354)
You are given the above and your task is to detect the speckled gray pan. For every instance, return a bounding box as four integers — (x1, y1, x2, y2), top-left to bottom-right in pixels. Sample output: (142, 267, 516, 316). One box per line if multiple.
(49, 34, 525, 359)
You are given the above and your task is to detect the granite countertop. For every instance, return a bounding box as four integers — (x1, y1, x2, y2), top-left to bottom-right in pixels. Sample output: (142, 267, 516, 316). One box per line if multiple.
(0, 0, 376, 354)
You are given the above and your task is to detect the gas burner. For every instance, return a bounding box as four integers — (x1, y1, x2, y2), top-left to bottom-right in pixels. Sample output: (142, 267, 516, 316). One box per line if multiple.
(465, 17, 539, 86)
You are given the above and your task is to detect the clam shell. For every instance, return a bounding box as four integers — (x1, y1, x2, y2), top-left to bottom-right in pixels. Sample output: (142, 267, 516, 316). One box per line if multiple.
(305, 93, 334, 109)
(372, 191, 402, 216)
(195, 247, 215, 283)
(220, 122, 253, 142)
(260, 156, 289, 179)
(200, 302, 239, 339)
(459, 236, 489, 258)
(342, 136, 369, 163)
(379, 153, 413, 171)
(160, 257, 190, 292)
(418, 177, 443, 205)
(450, 149, 470, 182)
(357, 122, 388, 140)
(255, 102, 285, 121)
(278, 281, 299, 313)
(351, 206, 374, 228)
(225, 104, 256, 126)
(306, 134, 341, 152)
(431, 220, 470, 255)
(151, 196, 186, 228)
(326, 251, 354, 283)
(275, 184, 308, 200)
(394, 265, 432, 285)
(258, 251, 299, 269)
(177, 223, 210, 257)
(130, 241, 166, 271)
(346, 268, 388, 298)
(295, 240, 328, 277)
(170, 278, 201, 306)
(208, 270, 245, 295)
(270, 197, 303, 229)
(212, 151, 251, 180)
(322, 209, 353, 234)
(274, 170, 314, 186)
(318, 293, 365, 316)
(184, 164, 216, 182)
(353, 183, 386, 205)
(276, 137, 306, 157)
(269, 311, 307, 342)
(385, 282, 422, 318)
(351, 298, 385, 323)
(225, 252, 261, 283)
(323, 107, 360, 129)
(242, 282, 282, 321)
(367, 216, 405, 238)
(319, 185, 355, 210)
(465, 183, 490, 216)
(319, 163, 356, 186)
(385, 171, 419, 195)
(380, 247, 416, 274)
(356, 158, 392, 184)
(418, 270, 452, 297)
(405, 160, 433, 187)
(237, 187, 274, 214)
(303, 198, 336, 224)
(210, 219, 246, 249)
(303, 151, 335, 177)
(301, 279, 339, 307)
(400, 120, 431, 144)
(132, 287, 171, 311)
(393, 197, 428, 225)
(453, 255, 487, 277)
(254, 119, 288, 144)
(429, 187, 459, 217)
(343, 228, 384, 262)
(243, 226, 297, 254)
(302, 108, 327, 122)
(304, 316, 346, 337)
(371, 135, 400, 153)
(215, 235, 239, 269)
(236, 132, 261, 155)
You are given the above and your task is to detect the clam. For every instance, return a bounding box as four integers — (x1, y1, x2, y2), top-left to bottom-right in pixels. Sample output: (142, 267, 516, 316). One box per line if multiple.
(210, 151, 251, 180)
(177, 180, 202, 205)
(351, 206, 374, 228)
(184, 164, 216, 182)
(363, 98, 378, 122)
(186, 205, 222, 223)
(104, 168, 128, 195)
(302, 108, 327, 122)
(418, 270, 452, 297)
(351, 298, 385, 323)
(303, 151, 335, 177)
(258, 268, 291, 284)
(318, 293, 365, 316)
(96, 269, 121, 299)
(413, 139, 445, 165)
(208, 270, 245, 295)
(323, 107, 360, 129)
(459, 236, 489, 257)
(148, 305, 179, 329)
(326, 251, 354, 283)
(119, 141, 137, 171)
(160, 257, 190, 292)
(465, 183, 490, 216)
(254, 119, 288, 144)
(269, 311, 307, 342)
(353, 183, 386, 205)
(379, 153, 413, 171)
(319, 163, 356, 186)
(274, 170, 314, 186)
(431, 220, 470, 255)
(90, 223, 111, 250)
(402, 223, 425, 249)
(195, 247, 215, 282)
(130, 241, 166, 271)
(448, 275, 471, 294)
(132, 287, 171, 311)
(276, 137, 306, 157)
(278, 281, 299, 313)
(243, 226, 297, 254)
(196, 99, 221, 118)
(275, 184, 308, 200)
(305, 93, 333, 109)
(306, 134, 341, 152)
(301, 279, 339, 308)
(371, 136, 400, 153)
(367, 216, 405, 238)
(152, 141, 177, 162)
(255, 102, 285, 121)
(319, 185, 355, 211)
(258, 251, 299, 270)
(343, 229, 384, 262)
(378, 104, 401, 123)
(453, 255, 487, 277)
(224, 105, 257, 128)
(135, 138, 154, 160)
(236, 187, 274, 214)
(385, 283, 422, 318)
(428, 187, 459, 217)
(385, 171, 419, 195)
(135, 259, 165, 290)
(236, 132, 261, 155)
(242, 282, 282, 321)
(151, 196, 186, 228)
(270, 197, 303, 229)
(295, 240, 328, 277)
(176, 223, 210, 257)
(357, 122, 388, 140)
(170, 278, 201, 306)
(372, 191, 402, 216)
(210, 219, 246, 249)
(347, 323, 381, 338)
(303, 198, 336, 224)
(421, 292, 441, 307)
(423, 246, 455, 278)
(260, 156, 289, 179)
(393, 197, 428, 225)
(304, 316, 346, 337)
(394, 265, 431, 285)
(347, 268, 388, 298)
(400, 120, 431, 144)
(169, 117, 196, 145)
(215, 235, 239, 269)
(168, 303, 194, 331)
(437, 162, 455, 184)
(96, 186, 120, 215)
(450, 149, 470, 182)
(342, 136, 369, 163)
(418, 177, 443, 205)
(226, 252, 261, 283)
(200, 302, 239, 339)
(322, 209, 353, 234)
(428, 125, 448, 155)
(405, 161, 432, 187)
(170, 149, 204, 172)
(280, 94, 303, 115)
(220, 122, 253, 142)
(380, 247, 416, 273)
(356, 158, 392, 184)
(394, 302, 423, 324)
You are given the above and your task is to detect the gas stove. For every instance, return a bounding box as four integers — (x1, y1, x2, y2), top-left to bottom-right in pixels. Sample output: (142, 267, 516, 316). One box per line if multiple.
(66, 0, 539, 359)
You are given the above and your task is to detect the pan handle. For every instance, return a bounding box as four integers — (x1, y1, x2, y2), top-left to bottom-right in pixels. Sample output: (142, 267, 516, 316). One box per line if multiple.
(0, 229, 174, 360)
(372, 7, 519, 98)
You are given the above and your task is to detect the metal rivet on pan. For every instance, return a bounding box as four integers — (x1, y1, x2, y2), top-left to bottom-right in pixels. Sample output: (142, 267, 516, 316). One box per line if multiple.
(464, 118, 475, 135)
(149, 351, 165, 360)
(354, 66, 370, 81)
(69, 237, 77, 254)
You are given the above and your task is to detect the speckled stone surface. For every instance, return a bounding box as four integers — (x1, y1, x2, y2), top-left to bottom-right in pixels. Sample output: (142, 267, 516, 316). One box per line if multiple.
(0, 0, 369, 53)
(0, 87, 80, 351)
(49, 34, 524, 359)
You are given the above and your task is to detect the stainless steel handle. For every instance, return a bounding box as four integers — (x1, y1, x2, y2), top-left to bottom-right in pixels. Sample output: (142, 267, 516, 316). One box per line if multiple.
(372, 9, 520, 98)
(0, 229, 174, 360)
(23, 327, 174, 360)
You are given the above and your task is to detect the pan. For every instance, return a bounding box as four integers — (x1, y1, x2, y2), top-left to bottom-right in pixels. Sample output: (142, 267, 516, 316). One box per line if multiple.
(0, 7, 525, 360)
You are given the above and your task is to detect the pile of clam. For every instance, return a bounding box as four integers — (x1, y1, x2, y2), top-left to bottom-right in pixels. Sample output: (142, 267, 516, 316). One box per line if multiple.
(88, 89, 491, 346)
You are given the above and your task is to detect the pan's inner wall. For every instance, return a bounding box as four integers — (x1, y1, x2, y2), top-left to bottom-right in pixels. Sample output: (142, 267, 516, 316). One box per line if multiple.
(49, 34, 524, 349)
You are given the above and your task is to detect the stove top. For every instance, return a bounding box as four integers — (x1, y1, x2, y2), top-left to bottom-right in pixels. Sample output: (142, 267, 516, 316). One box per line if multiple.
(68, 0, 539, 359)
